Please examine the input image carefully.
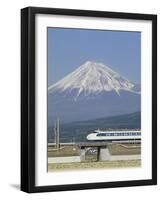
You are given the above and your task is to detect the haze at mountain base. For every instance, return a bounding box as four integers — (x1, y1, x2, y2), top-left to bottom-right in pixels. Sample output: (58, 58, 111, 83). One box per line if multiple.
(48, 61, 141, 125)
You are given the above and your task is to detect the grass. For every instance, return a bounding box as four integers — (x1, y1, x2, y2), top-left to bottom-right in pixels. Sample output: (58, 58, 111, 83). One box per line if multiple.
(48, 143, 141, 157)
(48, 143, 141, 172)
(108, 143, 141, 155)
(48, 145, 80, 157)
(48, 160, 141, 172)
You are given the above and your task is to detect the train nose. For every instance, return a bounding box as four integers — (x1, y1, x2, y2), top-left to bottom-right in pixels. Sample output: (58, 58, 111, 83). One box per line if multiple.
(86, 135, 90, 140)
(86, 133, 93, 140)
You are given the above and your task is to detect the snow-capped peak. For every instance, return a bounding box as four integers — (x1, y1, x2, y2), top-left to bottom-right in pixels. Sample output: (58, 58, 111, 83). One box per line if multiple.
(48, 61, 139, 100)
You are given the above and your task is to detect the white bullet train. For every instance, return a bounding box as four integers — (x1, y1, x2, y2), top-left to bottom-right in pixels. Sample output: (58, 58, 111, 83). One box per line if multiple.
(87, 129, 141, 142)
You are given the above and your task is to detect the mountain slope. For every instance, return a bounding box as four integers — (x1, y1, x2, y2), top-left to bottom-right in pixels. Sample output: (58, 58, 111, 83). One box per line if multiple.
(48, 61, 139, 100)
(48, 61, 140, 125)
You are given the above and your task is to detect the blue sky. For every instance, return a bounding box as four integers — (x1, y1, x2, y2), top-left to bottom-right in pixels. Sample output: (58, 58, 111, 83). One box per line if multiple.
(48, 28, 141, 86)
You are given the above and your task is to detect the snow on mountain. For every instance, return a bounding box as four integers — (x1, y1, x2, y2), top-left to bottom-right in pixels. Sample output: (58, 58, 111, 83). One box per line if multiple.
(48, 61, 139, 100)
(48, 61, 140, 124)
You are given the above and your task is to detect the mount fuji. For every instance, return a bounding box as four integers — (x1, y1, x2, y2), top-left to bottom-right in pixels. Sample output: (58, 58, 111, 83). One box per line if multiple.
(48, 61, 140, 125)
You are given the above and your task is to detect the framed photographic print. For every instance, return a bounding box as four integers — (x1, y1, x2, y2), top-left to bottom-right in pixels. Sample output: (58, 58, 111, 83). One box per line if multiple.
(21, 7, 157, 193)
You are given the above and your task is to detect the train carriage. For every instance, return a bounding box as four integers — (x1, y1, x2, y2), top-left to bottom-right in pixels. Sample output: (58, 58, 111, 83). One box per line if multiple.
(87, 129, 141, 142)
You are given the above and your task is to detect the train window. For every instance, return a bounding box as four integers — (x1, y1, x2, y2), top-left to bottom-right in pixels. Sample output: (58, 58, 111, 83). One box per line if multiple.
(96, 132, 141, 137)
(94, 131, 99, 133)
(100, 133, 107, 136)
(96, 133, 102, 136)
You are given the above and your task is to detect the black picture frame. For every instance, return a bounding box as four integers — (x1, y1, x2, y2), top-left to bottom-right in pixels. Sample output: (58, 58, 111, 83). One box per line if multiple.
(21, 6, 157, 193)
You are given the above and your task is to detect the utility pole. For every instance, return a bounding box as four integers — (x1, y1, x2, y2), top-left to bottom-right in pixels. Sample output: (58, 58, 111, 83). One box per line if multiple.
(54, 118, 60, 150)
(56, 118, 60, 150)
(54, 121, 57, 144)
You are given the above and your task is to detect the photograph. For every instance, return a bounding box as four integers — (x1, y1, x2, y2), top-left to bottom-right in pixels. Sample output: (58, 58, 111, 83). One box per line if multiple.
(47, 27, 141, 172)
(21, 6, 157, 192)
